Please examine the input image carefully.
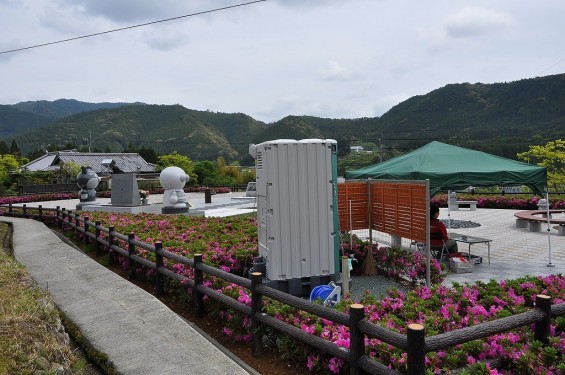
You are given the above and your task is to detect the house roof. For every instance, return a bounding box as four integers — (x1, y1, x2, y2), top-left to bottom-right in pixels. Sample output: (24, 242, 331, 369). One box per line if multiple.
(21, 152, 156, 174)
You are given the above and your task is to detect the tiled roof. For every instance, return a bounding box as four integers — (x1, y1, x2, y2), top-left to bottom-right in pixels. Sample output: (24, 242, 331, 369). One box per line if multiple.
(21, 152, 156, 174)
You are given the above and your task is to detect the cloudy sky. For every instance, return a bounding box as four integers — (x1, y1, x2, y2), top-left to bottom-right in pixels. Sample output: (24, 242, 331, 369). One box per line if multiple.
(1, 0, 564, 123)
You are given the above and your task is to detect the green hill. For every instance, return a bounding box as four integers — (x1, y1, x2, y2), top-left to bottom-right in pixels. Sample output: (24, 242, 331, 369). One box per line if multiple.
(13, 105, 259, 162)
(5, 73, 565, 163)
(0, 105, 54, 137)
(374, 74, 565, 157)
(12, 98, 143, 119)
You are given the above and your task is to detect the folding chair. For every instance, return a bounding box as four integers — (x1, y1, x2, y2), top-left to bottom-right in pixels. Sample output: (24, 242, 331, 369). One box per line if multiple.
(430, 225, 449, 262)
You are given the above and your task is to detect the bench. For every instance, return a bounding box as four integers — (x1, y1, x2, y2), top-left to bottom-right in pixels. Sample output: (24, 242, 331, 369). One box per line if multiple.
(514, 210, 565, 235)
(448, 200, 477, 211)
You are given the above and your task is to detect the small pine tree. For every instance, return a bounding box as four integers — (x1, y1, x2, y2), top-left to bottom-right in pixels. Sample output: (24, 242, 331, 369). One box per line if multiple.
(9, 140, 20, 156)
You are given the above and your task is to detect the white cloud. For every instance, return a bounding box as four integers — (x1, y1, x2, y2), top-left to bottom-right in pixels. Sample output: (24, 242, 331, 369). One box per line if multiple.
(318, 60, 359, 81)
(0, 1, 563, 123)
(443, 7, 514, 38)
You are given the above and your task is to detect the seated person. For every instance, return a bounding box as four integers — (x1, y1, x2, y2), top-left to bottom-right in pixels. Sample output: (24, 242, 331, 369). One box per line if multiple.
(430, 205, 458, 255)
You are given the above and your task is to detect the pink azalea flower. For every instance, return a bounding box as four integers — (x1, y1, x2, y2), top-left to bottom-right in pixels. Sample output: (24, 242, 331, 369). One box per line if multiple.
(327, 357, 343, 374)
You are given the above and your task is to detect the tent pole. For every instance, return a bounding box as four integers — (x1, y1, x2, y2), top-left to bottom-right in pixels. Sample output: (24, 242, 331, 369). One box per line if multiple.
(426, 180, 431, 287)
(546, 190, 555, 267)
(368, 179, 373, 245)
(447, 190, 452, 234)
(349, 197, 353, 247)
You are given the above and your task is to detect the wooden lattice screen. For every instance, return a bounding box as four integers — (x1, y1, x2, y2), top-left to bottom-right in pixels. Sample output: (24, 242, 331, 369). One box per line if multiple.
(338, 180, 428, 243)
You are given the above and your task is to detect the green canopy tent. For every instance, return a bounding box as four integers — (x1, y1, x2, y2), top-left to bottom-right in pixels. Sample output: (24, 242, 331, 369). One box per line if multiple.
(345, 141, 551, 285)
(345, 141, 547, 196)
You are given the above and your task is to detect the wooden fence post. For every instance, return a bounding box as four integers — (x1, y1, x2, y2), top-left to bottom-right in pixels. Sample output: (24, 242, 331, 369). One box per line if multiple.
(38, 205, 43, 222)
(67, 210, 72, 234)
(75, 213, 80, 238)
(407, 323, 426, 375)
(22, 204, 27, 217)
(108, 226, 114, 265)
(84, 217, 90, 244)
(59, 208, 65, 229)
(349, 304, 365, 375)
(535, 294, 552, 344)
(155, 242, 164, 296)
(94, 221, 101, 257)
(194, 254, 205, 318)
(8, 203, 12, 215)
(251, 272, 264, 357)
(128, 233, 135, 279)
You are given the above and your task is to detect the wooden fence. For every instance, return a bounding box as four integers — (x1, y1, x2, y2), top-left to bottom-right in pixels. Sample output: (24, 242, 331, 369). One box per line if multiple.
(2, 203, 564, 375)
(338, 180, 428, 244)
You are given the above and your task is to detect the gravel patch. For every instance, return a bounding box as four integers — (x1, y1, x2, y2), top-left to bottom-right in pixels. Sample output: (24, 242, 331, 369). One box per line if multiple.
(349, 274, 409, 302)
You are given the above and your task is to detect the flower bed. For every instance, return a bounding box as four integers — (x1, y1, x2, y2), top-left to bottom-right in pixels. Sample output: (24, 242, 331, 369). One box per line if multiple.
(66, 211, 564, 374)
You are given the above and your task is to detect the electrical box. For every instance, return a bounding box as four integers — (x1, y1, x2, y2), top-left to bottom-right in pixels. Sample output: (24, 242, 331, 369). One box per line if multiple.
(249, 139, 339, 286)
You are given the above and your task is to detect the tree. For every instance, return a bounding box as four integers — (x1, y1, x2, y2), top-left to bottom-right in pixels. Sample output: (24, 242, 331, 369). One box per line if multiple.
(124, 142, 137, 153)
(27, 148, 47, 161)
(0, 154, 19, 190)
(9, 140, 20, 156)
(58, 161, 81, 182)
(517, 139, 565, 190)
(138, 146, 158, 164)
(193, 160, 217, 185)
(0, 141, 9, 155)
(157, 152, 195, 182)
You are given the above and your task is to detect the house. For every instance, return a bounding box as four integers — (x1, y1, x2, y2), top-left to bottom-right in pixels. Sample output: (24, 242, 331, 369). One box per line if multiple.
(20, 151, 157, 176)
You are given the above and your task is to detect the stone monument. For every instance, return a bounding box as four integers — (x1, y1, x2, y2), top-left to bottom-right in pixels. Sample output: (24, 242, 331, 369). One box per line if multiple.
(110, 173, 141, 207)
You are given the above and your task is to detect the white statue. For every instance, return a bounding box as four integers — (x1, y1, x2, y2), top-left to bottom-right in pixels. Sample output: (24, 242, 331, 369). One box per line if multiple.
(160, 166, 189, 213)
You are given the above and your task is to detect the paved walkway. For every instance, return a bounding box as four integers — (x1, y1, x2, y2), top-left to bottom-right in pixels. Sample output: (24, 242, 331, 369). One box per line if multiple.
(361, 206, 564, 287)
(1, 214, 255, 375)
(441, 207, 564, 286)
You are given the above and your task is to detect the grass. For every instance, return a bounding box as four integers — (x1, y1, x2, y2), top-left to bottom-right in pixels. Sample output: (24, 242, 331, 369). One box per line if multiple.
(0, 222, 88, 374)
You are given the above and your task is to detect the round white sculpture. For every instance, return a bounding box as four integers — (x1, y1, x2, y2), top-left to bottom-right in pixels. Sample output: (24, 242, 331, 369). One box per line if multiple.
(160, 166, 189, 213)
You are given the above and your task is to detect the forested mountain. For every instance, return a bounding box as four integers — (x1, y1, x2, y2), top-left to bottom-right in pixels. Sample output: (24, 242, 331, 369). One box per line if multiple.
(12, 105, 265, 162)
(4, 73, 565, 163)
(0, 99, 142, 138)
(11, 98, 143, 120)
(0, 105, 54, 137)
(374, 74, 565, 156)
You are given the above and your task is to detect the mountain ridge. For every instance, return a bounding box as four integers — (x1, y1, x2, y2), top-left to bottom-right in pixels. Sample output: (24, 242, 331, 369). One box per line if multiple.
(3, 73, 565, 162)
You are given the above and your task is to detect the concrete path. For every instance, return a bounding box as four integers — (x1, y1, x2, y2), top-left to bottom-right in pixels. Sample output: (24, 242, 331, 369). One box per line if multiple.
(2, 216, 255, 375)
(356, 206, 564, 287)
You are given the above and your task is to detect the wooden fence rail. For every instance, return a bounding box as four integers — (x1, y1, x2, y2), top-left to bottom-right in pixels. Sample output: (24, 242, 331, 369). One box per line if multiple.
(1, 203, 563, 375)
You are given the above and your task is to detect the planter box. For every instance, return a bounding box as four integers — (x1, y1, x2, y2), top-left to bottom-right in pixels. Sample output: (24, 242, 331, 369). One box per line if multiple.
(449, 257, 474, 273)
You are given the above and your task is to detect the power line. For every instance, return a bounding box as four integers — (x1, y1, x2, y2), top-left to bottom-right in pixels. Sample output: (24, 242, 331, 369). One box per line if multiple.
(0, 0, 268, 55)
(536, 56, 565, 76)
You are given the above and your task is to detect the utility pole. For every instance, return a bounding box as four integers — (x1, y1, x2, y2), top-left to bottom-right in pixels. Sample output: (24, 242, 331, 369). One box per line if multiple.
(378, 134, 383, 163)
(83, 131, 93, 152)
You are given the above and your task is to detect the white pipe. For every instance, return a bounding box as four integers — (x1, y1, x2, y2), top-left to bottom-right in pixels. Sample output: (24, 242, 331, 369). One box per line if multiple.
(447, 190, 452, 234)
(349, 197, 353, 245)
(341, 256, 350, 298)
(426, 180, 431, 287)
(546, 190, 555, 267)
